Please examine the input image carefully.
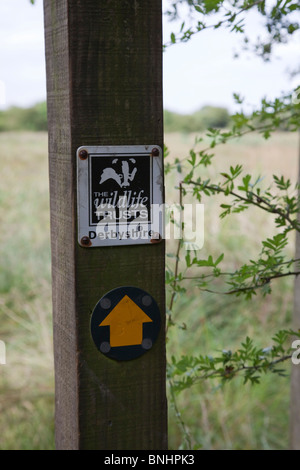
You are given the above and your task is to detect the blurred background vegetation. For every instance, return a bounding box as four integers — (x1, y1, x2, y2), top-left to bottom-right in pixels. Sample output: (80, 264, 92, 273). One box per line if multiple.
(0, 100, 292, 135)
(0, 102, 297, 449)
(0, 102, 47, 132)
(164, 106, 230, 133)
(0, 130, 54, 449)
(0, 100, 231, 134)
(165, 130, 297, 449)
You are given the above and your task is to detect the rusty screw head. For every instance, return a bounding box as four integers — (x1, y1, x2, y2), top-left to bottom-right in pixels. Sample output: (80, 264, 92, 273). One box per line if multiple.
(80, 236, 91, 247)
(79, 149, 88, 160)
(150, 233, 162, 244)
(151, 147, 160, 157)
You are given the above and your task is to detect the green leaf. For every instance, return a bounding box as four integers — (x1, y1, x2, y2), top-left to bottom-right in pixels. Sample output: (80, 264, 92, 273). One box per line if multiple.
(194, 5, 203, 13)
(262, 241, 275, 250)
(238, 174, 251, 191)
(230, 164, 243, 177)
(233, 93, 244, 104)
(188, 149, 196, 166)
(215, 253, 224, 266)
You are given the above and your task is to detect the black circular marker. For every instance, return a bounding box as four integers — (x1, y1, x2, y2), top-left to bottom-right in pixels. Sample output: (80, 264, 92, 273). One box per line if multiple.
(91, 286, 161, 361)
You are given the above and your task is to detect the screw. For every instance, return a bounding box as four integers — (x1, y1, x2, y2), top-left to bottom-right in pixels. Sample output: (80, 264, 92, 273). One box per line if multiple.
(150, 233, 162, 244)
(100, 342, 111, 354)
(142, 338, 152, 350)
(142, 295, 152, 307)
(100, 297, 112, 310)
(80, 236, 91, 247)
(79, 149, 88, 160)
(151, 147, 160, 157)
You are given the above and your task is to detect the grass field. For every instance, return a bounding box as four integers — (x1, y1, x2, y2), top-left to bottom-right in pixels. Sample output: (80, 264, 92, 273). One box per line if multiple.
(0, 132, 54, 449)
(0, 130, 298, 449)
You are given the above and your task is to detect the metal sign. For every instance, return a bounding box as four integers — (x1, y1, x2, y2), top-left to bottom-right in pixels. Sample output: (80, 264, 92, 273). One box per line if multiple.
(77, 145, 164, 247)
(90, 287, 161, 361)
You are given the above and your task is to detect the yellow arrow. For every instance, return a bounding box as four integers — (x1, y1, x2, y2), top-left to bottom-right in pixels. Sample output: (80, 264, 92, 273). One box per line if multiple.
(99, 295, 153, 347)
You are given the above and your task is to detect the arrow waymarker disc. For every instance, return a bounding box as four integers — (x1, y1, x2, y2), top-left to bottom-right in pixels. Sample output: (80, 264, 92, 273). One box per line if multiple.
(91, 287, 161, 361)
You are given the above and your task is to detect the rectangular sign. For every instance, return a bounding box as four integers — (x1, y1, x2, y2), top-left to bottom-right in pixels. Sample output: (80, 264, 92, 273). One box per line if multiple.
(77, 145, 164, 247)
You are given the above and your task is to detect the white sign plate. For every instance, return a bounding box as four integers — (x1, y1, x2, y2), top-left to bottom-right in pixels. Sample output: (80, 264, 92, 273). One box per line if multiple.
(77, 145, 164, 247)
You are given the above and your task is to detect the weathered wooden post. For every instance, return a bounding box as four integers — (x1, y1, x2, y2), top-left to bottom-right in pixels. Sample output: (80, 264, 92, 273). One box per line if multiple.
(43, 0, 167, 450)
(290, 133, 300, 450)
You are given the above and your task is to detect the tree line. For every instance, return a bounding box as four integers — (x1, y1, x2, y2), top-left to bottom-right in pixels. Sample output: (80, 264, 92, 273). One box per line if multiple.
(0, 101, 293, 134)
(164, 105, 230, 132)
(0, 101, 230, 133)
(0, 101, 47, 131)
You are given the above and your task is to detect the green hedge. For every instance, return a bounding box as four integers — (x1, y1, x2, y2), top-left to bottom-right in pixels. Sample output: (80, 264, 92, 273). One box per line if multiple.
(164, 106, 230, 133)
(0, 102, 48, 132)
(0, 102, 230, 134)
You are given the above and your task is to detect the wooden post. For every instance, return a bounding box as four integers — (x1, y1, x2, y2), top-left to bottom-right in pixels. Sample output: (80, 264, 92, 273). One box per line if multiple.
(43, 0, 167, 450)
(290, 132, 300, 450)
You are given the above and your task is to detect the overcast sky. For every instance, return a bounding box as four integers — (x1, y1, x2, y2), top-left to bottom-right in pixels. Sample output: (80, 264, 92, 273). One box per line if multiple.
(0, 0, 299, 114)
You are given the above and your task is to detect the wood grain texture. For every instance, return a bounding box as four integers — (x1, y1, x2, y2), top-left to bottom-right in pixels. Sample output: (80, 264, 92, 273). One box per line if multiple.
(290, 136, 300, 450)
(44, 0, 167, 450)
(291, 270, 300, 449)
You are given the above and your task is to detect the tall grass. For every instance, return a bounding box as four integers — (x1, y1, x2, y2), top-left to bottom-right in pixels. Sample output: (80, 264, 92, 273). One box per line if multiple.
(0, 132, 54, 450)
(0, 130, 298, 449)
